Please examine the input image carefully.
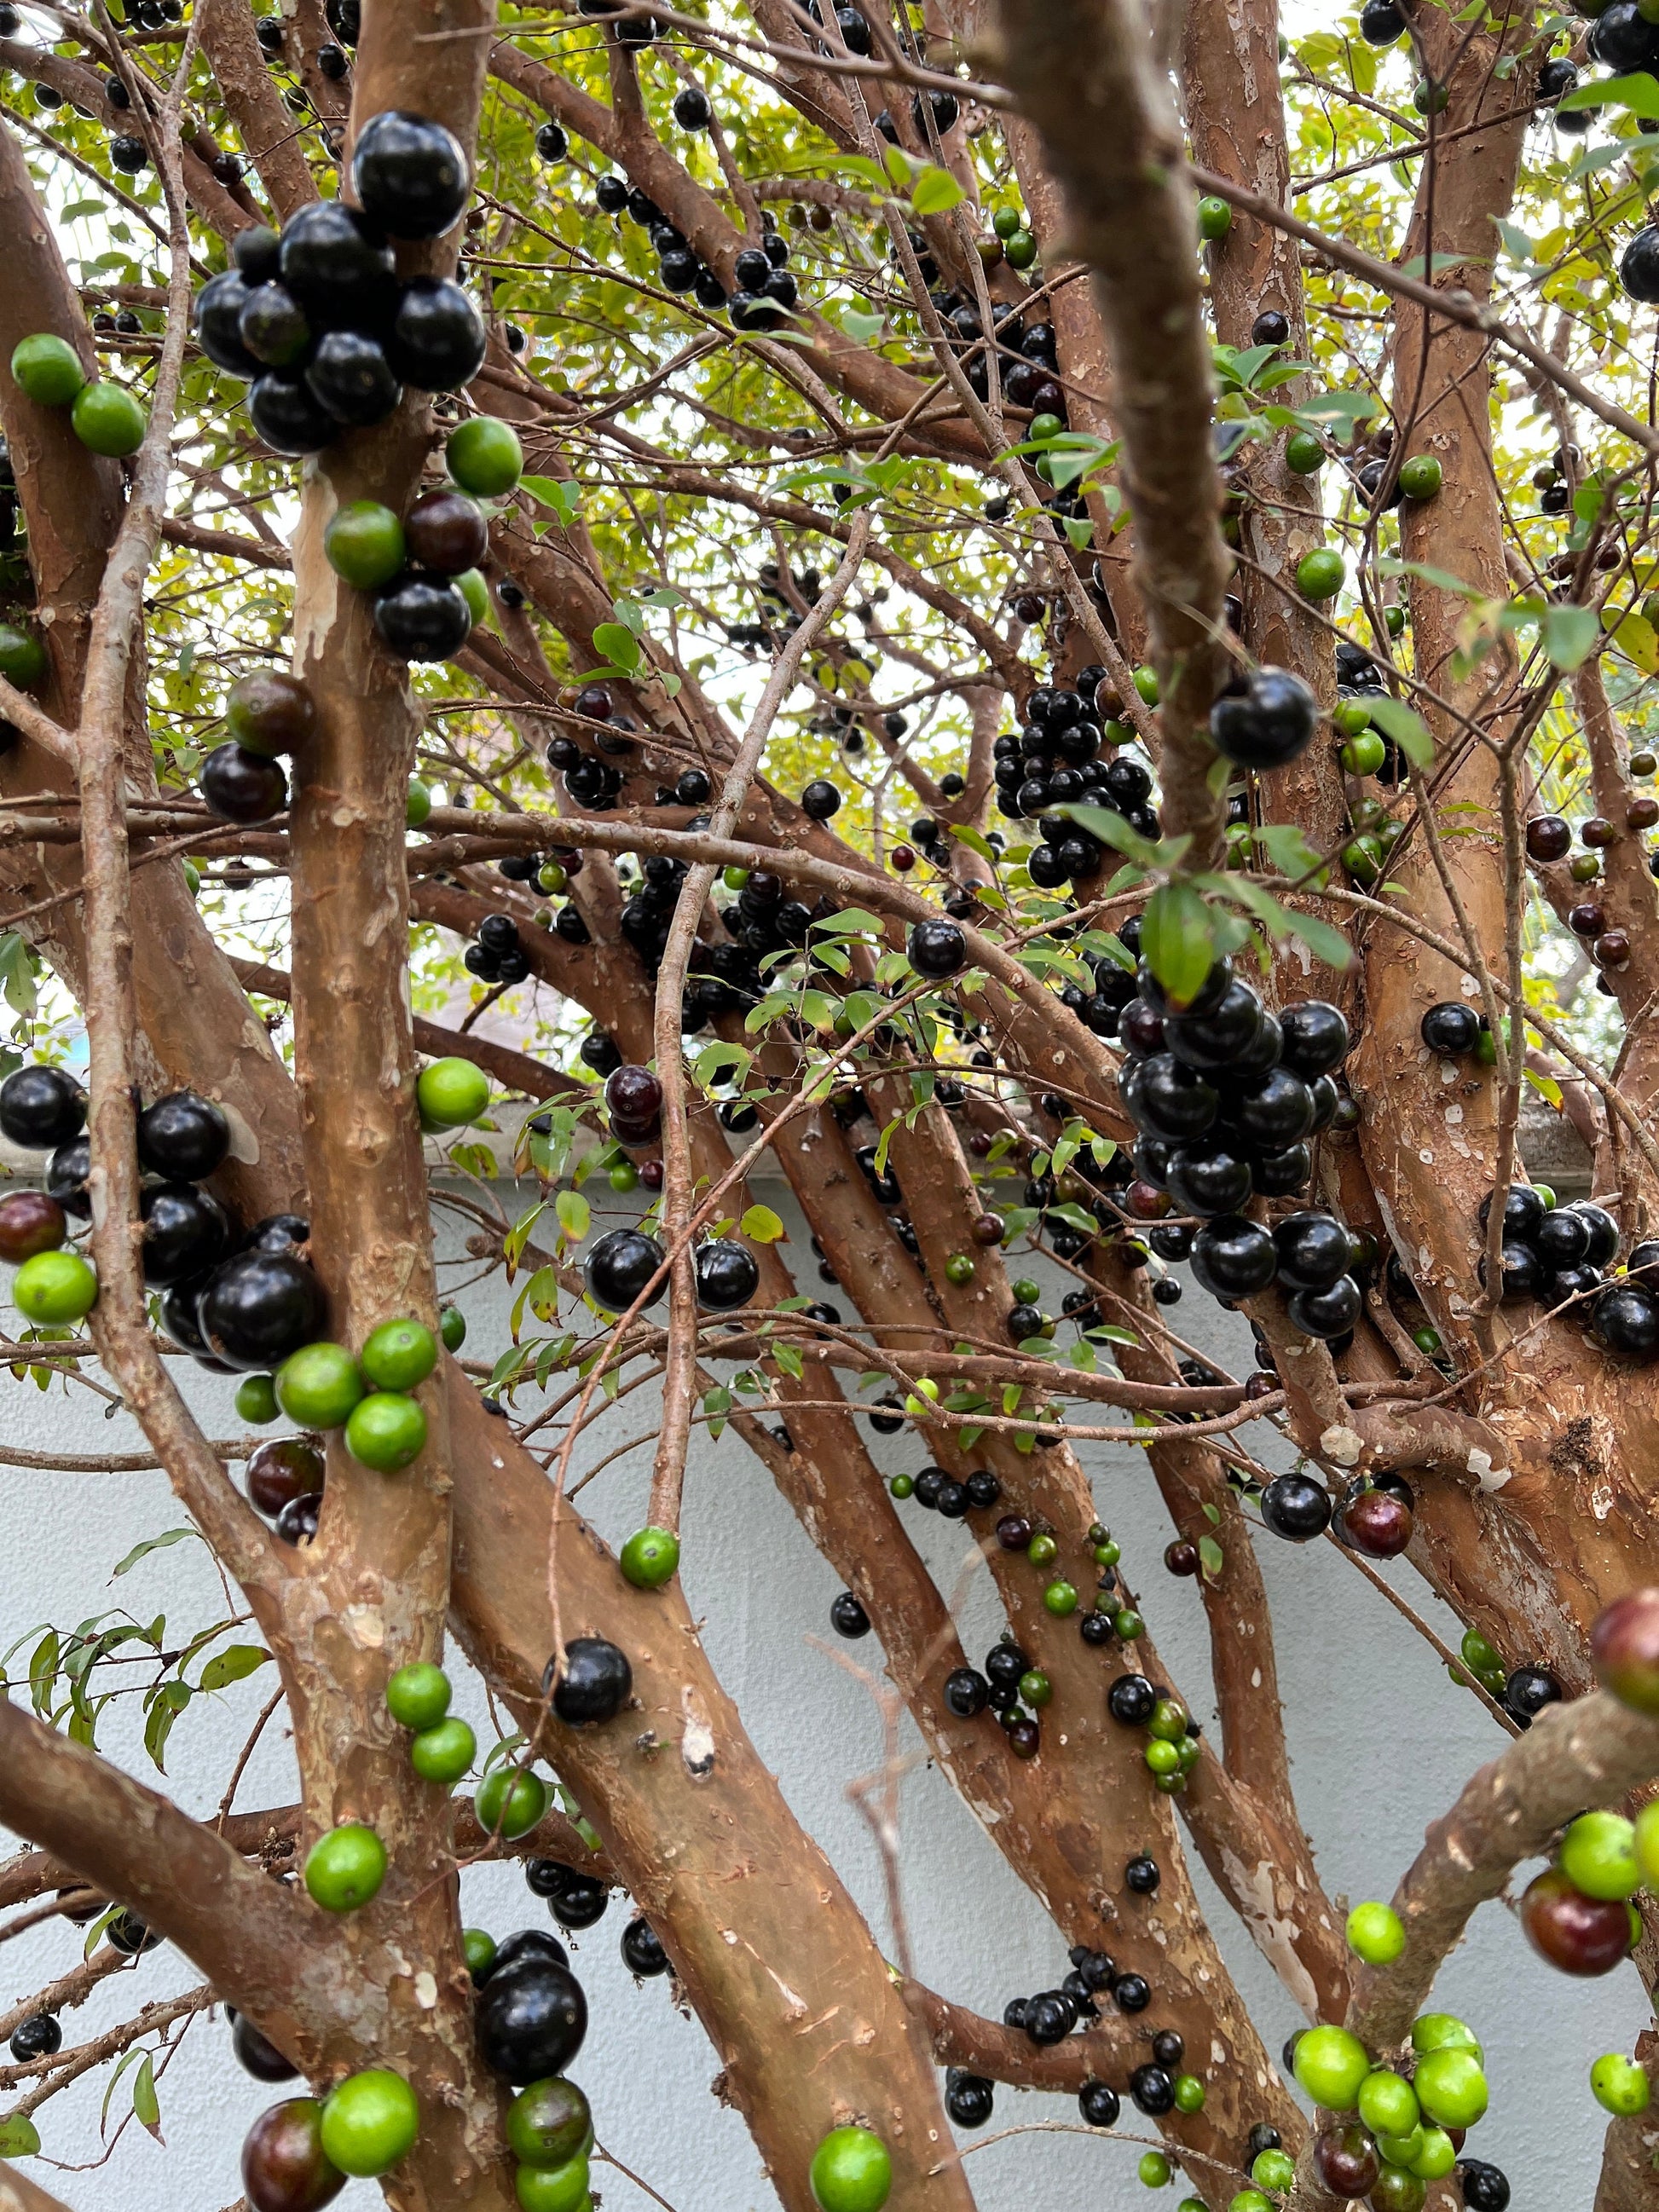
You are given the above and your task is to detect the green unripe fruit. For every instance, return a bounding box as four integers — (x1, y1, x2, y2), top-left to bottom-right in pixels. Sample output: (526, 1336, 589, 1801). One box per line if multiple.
(1357, 2070, 1419, 2139)
(620, 1526, 680, 1588)
(72, 382, 147, 456)
(608, 1161, 639, 1193)
(1412, 2047, 1487, 2129)
(386, 1662, 451, 1730)
(455, 567, 489, 627)
(1172, 2073, 1205, 2113)
(992, 206, 1022, 240)
(810, 2125, 892, 2212)
(1095, 1538, 1121, 1566)
(0, 624, 48, 690)
(418, 1056, 490, 1129)
(1334, 697, 1373, 735)
(944, 1252, 976, 1285)
(324, 500, 407, 590)
(320, 2069, 419, 2177)
(475, 1764, 548, 1839)
(1139, 2152, 1171, 2187)
(1027, 411, 1064, 444)
(1133, 665, 1159, 706)
(1197, 195, 1232, 240)
(235, 1373, 280, 1425)
(1293, 2024, 1372, 2110)
(275, 1342, 363, 1429)
(1145, 1738, 1181, 1776)
(406, 778, 433, 828)
(1386, 605, 1406, 636)
(1147, 1699, 1188, 1742)
(723, 866, 750, 891)
(888, 1475, 913, 1499)
(1003, 230, 1037, 269)
(1377, 2127, 1425, 2169)
(1251, 2149, 1295, 2192)
(1410, 2013, 1483, 2062)
(515, 2156, 591, 2211)
(440, 1305, 467, 1351)
(182, 858, 202, 896)
(1346, 1901, 1406, 1965)
(303, 1822, 388, 1912)
(1011, 1277, 1041, 1306)
(1115, 1607, 1144, 1640)
(462, 1927, 496, 1976)
(1592, 2053, 1650, 2116)
(410, 1715, 476, 1785)
(1371, 2169, 1425, 2212)
(1296, 548, 1346, 604)
(1398, 454, 1443, 500)
(1229, 2193, 1272, 2212)
(13, 1250, 98, 1324)
(1285, 429, 1324, 474)
(361, 1317, 438, 1393)
(1413, 76, 1449, 112)
(1343, 835, 1383, 884)
(1341, 731, 1387, 777)
(11, 332, 87, 407)
(448, 417, 523, 497)
(1043, 1580, 1078, 1616)
(1562, 1809, 1640, 1898)
(508, 2077, 593, 2169)
(1027, 1532, 1058, 1568)
(345, 1391, 428, 1471)
(1408, 2130, 1456, 2180)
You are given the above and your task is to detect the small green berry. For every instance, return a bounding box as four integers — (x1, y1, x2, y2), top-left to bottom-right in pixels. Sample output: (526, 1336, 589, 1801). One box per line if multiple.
(1346, 1900, 1407, 1965)
(1027, 1531, 1058, 1568)
(1138, 2152, 1171, 2188)
(1043, 1579, 1078, 1616)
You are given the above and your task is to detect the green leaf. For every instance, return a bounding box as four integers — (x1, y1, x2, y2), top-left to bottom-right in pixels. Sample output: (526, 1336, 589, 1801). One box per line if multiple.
(910, 164, 964, 214)
(113, 1527, 196, 1578)
(0, 2116, 41, 2158)
(198, 1643, 270, 1693)
(519, 475, 581, 524)
(1540, 600, 1601, 671)
(0, 933, 37, 1019)
(555, 1188, 591, 1245)
(1198, 1534, 1225, 1580)
(143, 1680, 191, 1773)
(741, 1204, 785, 1244)
(1363, 692, 1435, 767)
(773, 1342, 804, 1379)
(841, 305, 886, 344)
(1293, 389, 1379, 428)
(132, 2053, 161, 2139)
(1558, 68, 1659, 114)
(591, 621, 642, 673)
(1141, 882, 1216, 1008)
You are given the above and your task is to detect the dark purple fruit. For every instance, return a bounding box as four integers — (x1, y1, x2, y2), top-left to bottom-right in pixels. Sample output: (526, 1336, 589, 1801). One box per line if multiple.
(238, 282, 311, 369)
(1210, 667, 1317, 770)
(1595, 1285, 1659, 1359)
(0, 1192, 67, 1263)
(387, 275, 487, 390)
(621, 1915, 669, 1975)
(404, 488, 488, 575)
(1420, 1002, 1481, 1056)
(546, 1636, 633, 1724)
(8, 2013, 61, 2063)
(195, 269, 261, 378)
(1287, 1273, 1361, 1339)
(140, 1181, 230, 1287)
(246, 1437, 326, 1517)
(240, 2097, 344, 2212)
(1260, 1470, 1332, 1541)
(46, 1136, 90, 1220)
(1278, 999, 1350, 1077)
(232, 2012, 301, 2082)
(584, 1227, 665, 1310)
(0, 1066, 86, 1151)
(1190, 1214, 1277, 1297)
(138, 1089, 230, 1181)
(277, 200, 398, 331)
(351, 109, 470, 240)
(200, 742, 288, 823)
(909, 918, 967, 977)
(373, 574, 472, 662)
(477, 1957, 588, 2082)
(1163, 979, 1263, 1069)
(198, 1250, 324, 1370)
(247, 373, 337, 456)
(1273, 1210, 1352, 1291)
(694, 1238, 760, 1311)
(303, 330, 401, 426)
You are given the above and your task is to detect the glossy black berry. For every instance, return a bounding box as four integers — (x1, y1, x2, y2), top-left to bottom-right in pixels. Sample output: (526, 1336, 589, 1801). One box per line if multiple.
(476, 1956, 587, 2083)
(1113, 1972, 1150, 2011)
(373, 575, 472, 662)
(1124, 1853, 1160, 1893)
(231, 2011, 299, 2080)
(1130, 2064, 1175, 2115)
(909, 919, 967, 978)
(621, 1915, 670, 1976)
(199, 1250, 323, 1370)
(1078, 2080, 1120, 2127)
(1259, 1471, 1332, 1541)
(8, 2014, 61, 2064)
(0, 1066, 86, 1152)
(351, 109, 470, 239)
(200, 742, 288, 823)
(137, 1090, 230, 1181)
(1503, 1664, 1562, 1725)
(1151, 2029, 1185, 2069)
(141, 1183, 230, 1288)
(388, 276, 488, 390)
(547, 1871, 609, 1931)
(944, 1666, 989, 1718)
(830, 1590, 871, 1638)
(694, 1238, 760, 1311)
(1459, 2162, 1511, 2212)
(1107, 1674, 1156, 1724)
(801, 779, 841, 820)
(1420, 1002, 1482, 1056)
(546, 1637, 633, 1724)
(1210, 667, 1316, 770)
(585, 1227, 666, 1311)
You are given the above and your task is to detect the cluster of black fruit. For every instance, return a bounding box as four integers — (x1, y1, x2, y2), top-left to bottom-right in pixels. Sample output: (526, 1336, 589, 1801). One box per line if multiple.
(581, 1218, 760, 1314)
(7, 18, 157, 171)
(992, 673, 1159, 875)
(471, 1928, 589, 2084)
(194, 113, 483, 455)
(594, 176, 800, 331)
(546, 680, 642, 814)
(940, 1635, 1055, 1760)
(0, 1065, 325, 1368)
(525, 1856, 670, 1976)
(465, 910, 534, 988)
(1476, 1177, 1654, 1351)
(1257, 1464, 1415, 1553)
(1003, 1940, 1169, 2045)
(727, 559, 828, 654)
(1116, 958, 1359, 1322)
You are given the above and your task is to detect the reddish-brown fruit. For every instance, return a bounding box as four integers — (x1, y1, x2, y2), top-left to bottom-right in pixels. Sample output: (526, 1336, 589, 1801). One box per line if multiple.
(1519, 1868, 1633, 1975)
(1341, 1488, 1413, 1559)
(972, 1212, 1004, 1245)
(1314, 2124, 1379, 2199)
(0, 1191, 67, 1263)
(403, 488, 489, 575)
(1628, 796, 1659, 830)
(1591, 1587, 1659, 1712)
(891, 844, 916, 872)
(246, 1437, 326, 1518)
(241, 2099, 345, 2212)
(1164, 1539, 1199, 1577)
(1125, 1179, 1172, 1220)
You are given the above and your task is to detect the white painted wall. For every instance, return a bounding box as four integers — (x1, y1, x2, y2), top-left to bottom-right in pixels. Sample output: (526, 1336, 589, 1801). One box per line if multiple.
(0, 1181, 1639, 2211)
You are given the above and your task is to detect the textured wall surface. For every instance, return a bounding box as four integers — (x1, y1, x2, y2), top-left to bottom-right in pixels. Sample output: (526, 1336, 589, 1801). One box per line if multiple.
(0, 1181, 1638, 2209)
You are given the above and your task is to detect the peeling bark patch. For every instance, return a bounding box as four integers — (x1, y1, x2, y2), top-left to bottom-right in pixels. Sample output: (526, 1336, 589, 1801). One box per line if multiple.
(680, 1686, 716, 1776)
(1549, 1415, 1602, 1489)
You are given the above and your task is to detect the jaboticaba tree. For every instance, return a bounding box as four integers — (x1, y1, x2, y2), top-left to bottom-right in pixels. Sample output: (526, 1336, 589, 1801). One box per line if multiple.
(7, 0, 1659, 2205)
